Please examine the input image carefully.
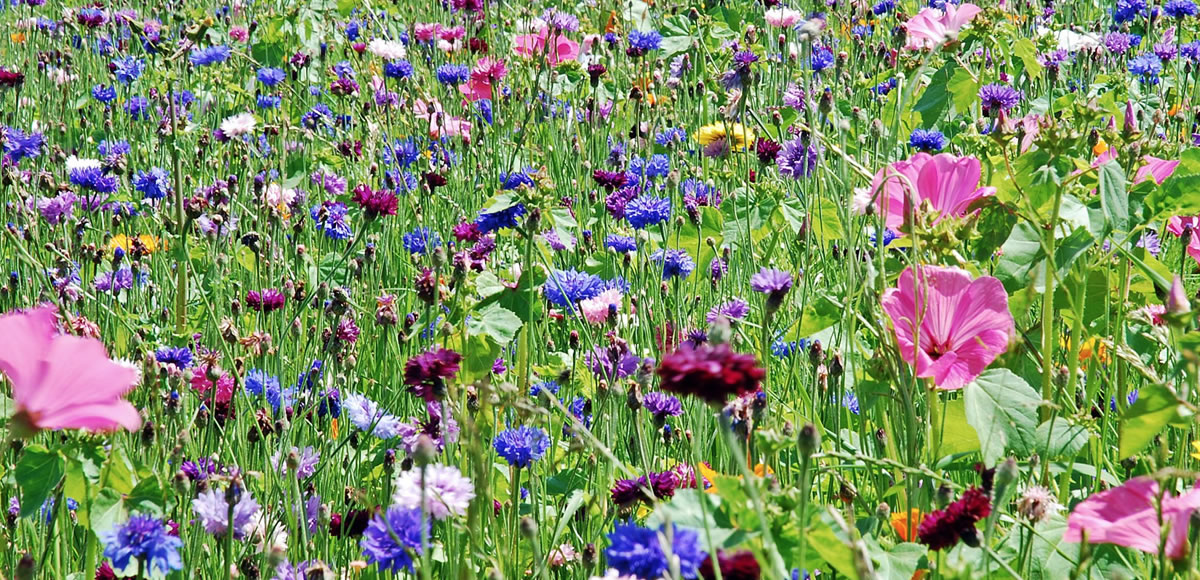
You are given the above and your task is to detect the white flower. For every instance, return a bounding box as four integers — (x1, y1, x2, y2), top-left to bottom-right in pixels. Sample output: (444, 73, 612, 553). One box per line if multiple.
(219, 112, 257, 137)
(367, 38, 407, 60)
(66, 156, 102, 171)
(391, 463, 475, 519)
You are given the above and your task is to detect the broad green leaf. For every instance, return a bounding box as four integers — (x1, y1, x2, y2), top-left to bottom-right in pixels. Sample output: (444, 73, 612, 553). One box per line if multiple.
(995, 222, 1043, 292)
(964, 369, 1042, 464)
(646, 489, 743, 551)
(236, 245, 257, 273)
(809, 197, 844, 243)
(913, 62, 958, 127)
(126, 474, 170, 517)
(16, 445, 64, 518)
(948, 66, 980, 113)
(1119, 382, 1193, 459)
(89, 488, 127, 535)
(1035, 418, 1090, 460)
(939, 398, 982, 456)
(865, 537, 926, 580)
(1148, 148, 1200, 216)
(1012, 38, 1044, 79)
(468, 302, 523, 345)
(660, 15, 695, 59)
(1098, 160, 1130, 235)
(786, 294, 842, 341)
(807, 510, 861, 580)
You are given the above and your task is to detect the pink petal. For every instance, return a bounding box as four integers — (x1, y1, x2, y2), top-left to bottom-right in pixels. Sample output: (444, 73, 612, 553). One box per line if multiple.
(22, 335, 139, 428)
(37, 400, 141, 432)
(944, 3, 982, 30)
(0, 307, 57, 399)
(1065, 477, 1200, 558)
(1133, 156, 1180, 186)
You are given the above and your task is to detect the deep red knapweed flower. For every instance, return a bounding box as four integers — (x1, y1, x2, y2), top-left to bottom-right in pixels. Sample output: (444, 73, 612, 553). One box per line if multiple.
(917, 487, 992, 551)
(246, 289, 286, 313)
(404, 348, 462, 401)
(0, 67, 25, 89)
(350, 184, 398, 219)
(755, 138, 782, 165)
(592, 169, 627, 190)
(700, 550, 761, 580)
(656, 343, 765, 406)
(330, 509, 372, 537)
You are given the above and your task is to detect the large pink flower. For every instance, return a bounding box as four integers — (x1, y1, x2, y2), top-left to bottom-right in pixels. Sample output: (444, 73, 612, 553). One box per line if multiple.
(513, 27, 580, 66)
(413, 98, 471, 142)
(1134, 155, 1180, 186)
(905, 3, 982, 50)
(856, 152, 996, 230)
(1167, 215, 1200, 266)
(1065, 477, 1200, 560)
(0, 306, 141, 434)
(881, 266, 1014, 391)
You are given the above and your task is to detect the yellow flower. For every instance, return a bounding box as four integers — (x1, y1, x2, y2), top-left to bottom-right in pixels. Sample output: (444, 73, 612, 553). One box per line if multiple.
(1191, 441, 1200, 461)
(696, 462, 773, 494)
(108, 234, 167, 254)
(695, 122, 755, 150)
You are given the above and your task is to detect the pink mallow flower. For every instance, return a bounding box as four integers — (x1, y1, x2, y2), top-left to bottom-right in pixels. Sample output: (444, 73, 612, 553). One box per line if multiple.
(905, 3, 982, 50)
(1167, 215, 1200, 266)
(855, 152, 996, 231)
(1065, 477, 1200, 560)
(881, 265, 1014, 391)
(513, 27, 580, 66)
(413, 99, 471, 142)
(0, 306, 141, 434)
(460, 57, 507, 102)
(1133, 155, 1180, 186)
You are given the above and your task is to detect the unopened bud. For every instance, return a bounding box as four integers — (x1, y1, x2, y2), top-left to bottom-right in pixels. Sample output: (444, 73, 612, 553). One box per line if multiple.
(797, 422, 820, 457)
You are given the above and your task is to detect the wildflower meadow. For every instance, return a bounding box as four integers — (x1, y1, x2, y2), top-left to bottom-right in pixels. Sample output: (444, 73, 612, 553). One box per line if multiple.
(5, 0, 1200, 578)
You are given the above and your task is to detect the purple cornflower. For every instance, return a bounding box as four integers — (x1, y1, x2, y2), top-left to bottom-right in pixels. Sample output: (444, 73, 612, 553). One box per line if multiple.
(192, 487, 259, 538)
(707, 298, 750, 323)
(751, 267, 793, 313)
(643, 392, 684, 418)
(651, 249, 695, 280)
(776, 138, 820, 179)
(271, 446, 320, 479)
(978, 84, 1022, 115)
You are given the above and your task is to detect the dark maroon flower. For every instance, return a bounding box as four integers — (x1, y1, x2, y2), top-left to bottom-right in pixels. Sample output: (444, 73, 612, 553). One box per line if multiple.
(646, 470, 679, 500)
(587, 63, 607, 84)
(246, 289, 286, 313)
(330, 509, 372, 537)
(610, 471, 679, 508)
(0, 67, 25, 89)
(468, 37, 489, 54)
(700, 550, 761, 580)
(917, 487, 992, 551)
(469, 236, 496, 261)
(404, 348, 462, 401)
(351, 184, 398, 218)
(605, 186, 640, 220)
(610, 478, 643, 508)
(415, 268, 438, 305)
(330, 77, 359, 96)
(657, 343, 765, 406)
(95, 562, 120, 580)
(423, 172, 447, 191)
(755, 138, 781, 165)
(453, 221, 482, 242)
(592, 169, 627, 190)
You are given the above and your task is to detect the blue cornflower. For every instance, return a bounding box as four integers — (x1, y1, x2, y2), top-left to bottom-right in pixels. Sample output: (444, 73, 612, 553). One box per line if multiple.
(624, 196, 671, 229)
(125, 96, 151, 120)
(568, 396, 592, 430)
(402, 227, 442, 255)
(3, 127, 43, 162)
(871, 78, 898, 96)
(154, 346, 192, 369)
(1129, 53, 1163, 83)
(529, 380, 560, 397)
(92, 84, 117, 103)
(384, 60, 414, 79)
(244, 369, 280, 397)
(133, 167, 170, 200)
(1164, 0, 1199, 18)
(544, 269, 603, 306)
(655, 127, 687, 146)
(872, 0, 896, 14)
(382, 138, 421, 167)
(70, 166, 119, 194)
(98, 140, 130, 156)
(1113, 0, 1147, 22)
(310, 202, 354, 240)
(189, 45, 231, 67)
(257, 67, 286, 86)
(633, 154, 670, 180)
(332, 60, 356, 79)
(360, 506, 427, 573)
(842, 391, 860, 415)
(257, 94, 282, 109)
(101, 514, 183, 576)
(651, 249, 695, 280)
(605, 524, 706, 579)
(811, 47, 835, 72)
(606, 234, 637, 253)
(627, 30, 663, 54)
(475, 202, 526, 233)
(111, 56, 144, 84)
(494, 425, 550, 468)
(435, 64, 470, 86)
(345, 20, 362, 41)
(908, 128, 947, 151)
(978, 83, 1022, 114)
(477, 99, 493, 125)
(500, 169, 537, 190)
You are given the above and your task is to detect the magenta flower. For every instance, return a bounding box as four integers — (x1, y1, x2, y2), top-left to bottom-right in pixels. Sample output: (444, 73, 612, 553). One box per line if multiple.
(880, 265, 1014, 391)
(1133, 155, 1180, 186)
(904, 3, 982, 50)
(1065, 477, 1200, 560)
(856, 152, 996, 231)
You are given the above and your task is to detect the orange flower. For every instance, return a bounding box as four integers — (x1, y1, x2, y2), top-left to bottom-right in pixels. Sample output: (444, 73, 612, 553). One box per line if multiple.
(11, 32, 26, 44)
(891, 508, 924, 541)
(605, 11, 620, 34)
(1092, 140, 1109, 157)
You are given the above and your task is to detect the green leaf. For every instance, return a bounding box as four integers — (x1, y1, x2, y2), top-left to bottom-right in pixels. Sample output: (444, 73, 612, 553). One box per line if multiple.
(1098, 160, 1130, 235)
(468, 303, 523, 345)
(865, 537, 926, 580)
(89, 488, 127, 535)
(913, 62, 958, 127)
(1036, 418, 1090, 460)
(995, 222, 1043, 292)
(646, 489, 743, 551)
(1119, 382, 1193, 459)
(786, 294, 842, 340)
(948, 66, 981, 113)
(235, 245, 257, 273)
(126, 474, 170, 517)
(16, 445, 64, 518)
(964, 369, 1043, 464)
(809, 197, 844, 244)
(1149, 148, 1200, 216)
(1012, 38, 1044, 79)
(807, 510, 861, 579)
(660, 15, 695, 59)
(939, 398, 982, 456)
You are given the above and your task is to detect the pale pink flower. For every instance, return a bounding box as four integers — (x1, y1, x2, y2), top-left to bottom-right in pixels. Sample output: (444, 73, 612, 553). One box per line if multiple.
(579, 289, 622, 325)
(548, 544, 580, 567)
(262, 183, 296, 211)
(881, 266, 1014, 391)
(905, 3, 982, 50)
(367, 38, 407, 60)
(413, 99, 472, 142)
(1134, 155, 1180, 186)
(1065, 477, 1200, 560)
(513, 27, 580, 66)
(765, 7, 804, 27)
(219, 112, 257, 137)
(0, 307, 141, 434)
(855, 152, 996, 230)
